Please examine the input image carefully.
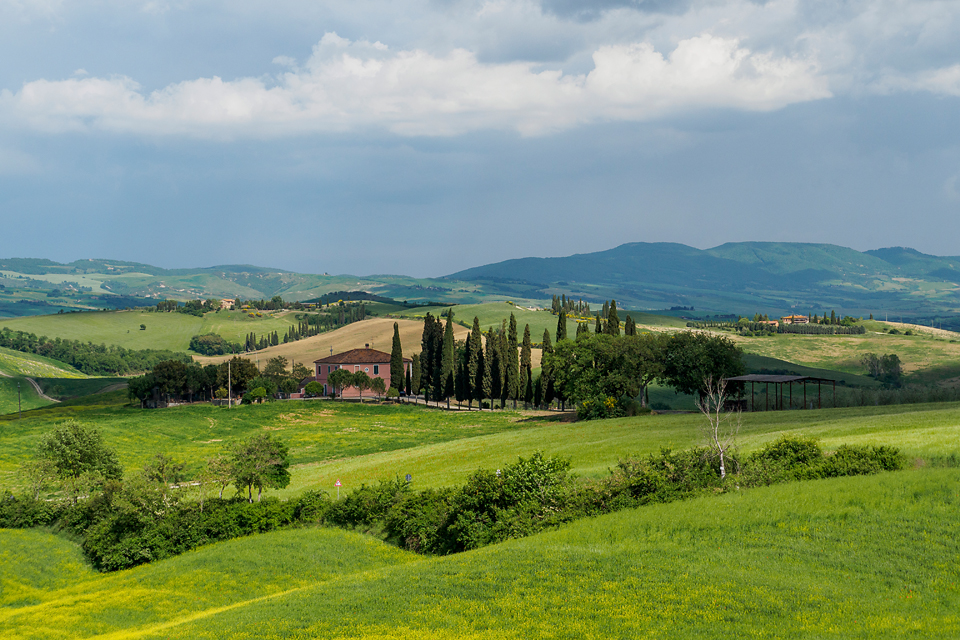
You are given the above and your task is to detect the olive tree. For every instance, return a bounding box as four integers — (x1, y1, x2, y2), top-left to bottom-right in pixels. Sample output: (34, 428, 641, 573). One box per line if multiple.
(231, 434, 290, 502)
(36, 420, 123, 502)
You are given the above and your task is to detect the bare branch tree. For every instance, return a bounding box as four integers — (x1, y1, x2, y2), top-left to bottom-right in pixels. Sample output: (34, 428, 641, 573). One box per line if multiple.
(696, 376, 741, 480)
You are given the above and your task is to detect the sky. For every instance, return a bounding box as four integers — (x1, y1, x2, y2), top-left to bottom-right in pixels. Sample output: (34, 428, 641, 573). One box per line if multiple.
(1, 0, 959, 277)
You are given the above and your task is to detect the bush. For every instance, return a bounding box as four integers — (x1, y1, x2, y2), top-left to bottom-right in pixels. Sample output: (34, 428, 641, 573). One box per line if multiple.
(576, 394, 622, 420)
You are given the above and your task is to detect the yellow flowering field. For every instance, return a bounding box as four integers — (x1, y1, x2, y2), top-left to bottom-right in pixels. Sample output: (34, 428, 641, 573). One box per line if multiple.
(2, 467, 957, 639)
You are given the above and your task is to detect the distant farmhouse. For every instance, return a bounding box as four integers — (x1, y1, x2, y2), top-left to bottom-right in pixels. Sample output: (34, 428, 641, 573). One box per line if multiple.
(301, 346, 412, 398)
(780, 315, 810, 325)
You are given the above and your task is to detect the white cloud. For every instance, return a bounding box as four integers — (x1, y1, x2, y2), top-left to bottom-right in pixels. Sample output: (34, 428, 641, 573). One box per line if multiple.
(0, 32, 830, 138)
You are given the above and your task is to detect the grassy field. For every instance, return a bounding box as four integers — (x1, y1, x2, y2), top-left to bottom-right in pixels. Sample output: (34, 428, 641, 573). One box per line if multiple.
(734, 322, 960, 384)
(194, 317, 470, 367)
(0, 309, 304, 353)
(0, 348, 94, 415)
(0, 347, 86, 379)
(3, 393, 960, 499)
(0, 377, 48, 415)
(1, 467, 957, 638)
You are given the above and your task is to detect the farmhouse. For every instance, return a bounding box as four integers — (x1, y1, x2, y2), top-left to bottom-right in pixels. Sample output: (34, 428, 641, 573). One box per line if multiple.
(308, 346, 411, 398)
(780, 315, 809, 324)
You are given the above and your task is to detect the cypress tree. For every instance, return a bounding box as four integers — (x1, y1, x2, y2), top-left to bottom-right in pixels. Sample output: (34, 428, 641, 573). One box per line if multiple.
(482, 330, 494, 407)
(541, 329, 554, 408)
(441, 309, 455, 406)
(520, 324, 532, 408)
(556, 309, 567, 342)
(390, 322, 404, 392)
(576, 321, 589, 338)
(831, 310, 837, 325)
(506, 314, 520, 409)
(455, 337, 468, 406)
(624, 315, 636, 336)
(420, 314, 435, 400)
(405, 366, 412, 395)
(533, 374, 542, 408)
(467, 317, 482, 409)
(411, 354, 421, 396)
(607, 300, 620, 336)
(595, 315, 603, 334)
(602, 301, 609, 319)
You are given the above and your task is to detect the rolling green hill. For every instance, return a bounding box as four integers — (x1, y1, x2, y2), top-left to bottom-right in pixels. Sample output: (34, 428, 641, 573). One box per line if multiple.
(8, 241, 960, 326)
(446, 241, 960, 323)
(3, 394, 960, 499)
(0, 309, 303, 353)
(1, 467, 957, 638)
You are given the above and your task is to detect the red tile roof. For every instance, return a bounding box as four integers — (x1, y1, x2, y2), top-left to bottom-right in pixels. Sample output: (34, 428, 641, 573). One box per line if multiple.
(314, 348, 411, 365)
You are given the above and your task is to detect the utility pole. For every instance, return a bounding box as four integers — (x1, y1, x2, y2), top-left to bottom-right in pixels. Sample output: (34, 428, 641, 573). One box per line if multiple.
(228, 361, 232, 408)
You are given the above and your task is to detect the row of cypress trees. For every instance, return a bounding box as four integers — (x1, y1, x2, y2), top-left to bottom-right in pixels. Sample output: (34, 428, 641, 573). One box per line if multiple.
(384, 300, 640, 410)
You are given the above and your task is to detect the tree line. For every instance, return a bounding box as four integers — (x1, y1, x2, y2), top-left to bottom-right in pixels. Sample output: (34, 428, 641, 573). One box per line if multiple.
(128, 355, 313, 406)
(0, 327, 190, 376)
(408, 303, 744, 419)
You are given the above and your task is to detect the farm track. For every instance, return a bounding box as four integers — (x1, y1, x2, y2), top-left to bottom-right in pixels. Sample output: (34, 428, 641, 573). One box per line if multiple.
(0, 370, 59, 402)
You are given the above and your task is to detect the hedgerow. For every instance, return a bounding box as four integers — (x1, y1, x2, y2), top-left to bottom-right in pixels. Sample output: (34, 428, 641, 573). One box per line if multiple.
(0, 438, 906, 571)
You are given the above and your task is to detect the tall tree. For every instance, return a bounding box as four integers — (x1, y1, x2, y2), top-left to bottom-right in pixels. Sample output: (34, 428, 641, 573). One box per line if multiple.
(390, 322, 404, 392)
(411, 353, 421, 396)
(520, 324, 532, 408)
(607, 300, 621, 336)
(595, 315, 603, 334)
(556, 309, 568, 342)
(420, 314, 437, 401)
(231, 433, 290, 503)
(37, 420, 123, 503)
(541, 329, 554, 409)
(482, 330, 494, 407)
(441, 309, 456, 406)
(576, 321, 589, 339)
(467, 317, 483, 409)
(624, 315, 636, 336)
(506, 314, 520, 409)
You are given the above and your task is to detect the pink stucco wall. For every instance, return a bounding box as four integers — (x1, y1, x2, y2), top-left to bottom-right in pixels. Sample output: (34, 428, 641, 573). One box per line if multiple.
(313, 361, 411, 397)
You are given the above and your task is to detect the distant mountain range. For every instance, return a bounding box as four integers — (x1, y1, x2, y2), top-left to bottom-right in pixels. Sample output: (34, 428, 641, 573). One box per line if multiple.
(3, 242, 960, 324)
(446, 242, 960, 321)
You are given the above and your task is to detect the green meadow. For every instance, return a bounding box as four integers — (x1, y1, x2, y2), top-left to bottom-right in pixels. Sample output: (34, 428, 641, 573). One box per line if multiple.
(1, 309, 303, 353)
(3, 395, 960, 499)
(1, 467, 957, 639)
(0, 348, 95, 414)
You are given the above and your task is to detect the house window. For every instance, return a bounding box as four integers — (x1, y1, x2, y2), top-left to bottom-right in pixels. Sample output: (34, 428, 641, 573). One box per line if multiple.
(365, 367, 370, 373)
(373, 365, 379, 375)
(355, 365, 360, 372)
(327, 365, 332, 373)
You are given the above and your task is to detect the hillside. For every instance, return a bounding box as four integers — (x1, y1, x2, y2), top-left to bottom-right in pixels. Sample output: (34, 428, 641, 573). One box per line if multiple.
(7, 241, 960, 325)
(1, 467, 957, 638)
(446, 241, 960, 324)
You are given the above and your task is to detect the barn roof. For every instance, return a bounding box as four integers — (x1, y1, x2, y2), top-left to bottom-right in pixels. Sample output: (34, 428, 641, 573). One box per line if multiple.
(724, 374, 837, 383)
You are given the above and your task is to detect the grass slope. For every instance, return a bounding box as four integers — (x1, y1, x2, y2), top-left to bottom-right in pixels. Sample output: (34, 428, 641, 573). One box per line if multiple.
(0, 400, 546, 491)
(2, 468, 957, 638)
(734, 323, 960, 384)
(1, 310, 301, 353)
(0, 347, 86, 379)
(3, 392, 960, 499)
(193, 317, 469, 367)
(0, 376, 47, 415)
(284, 401, 960, 495)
